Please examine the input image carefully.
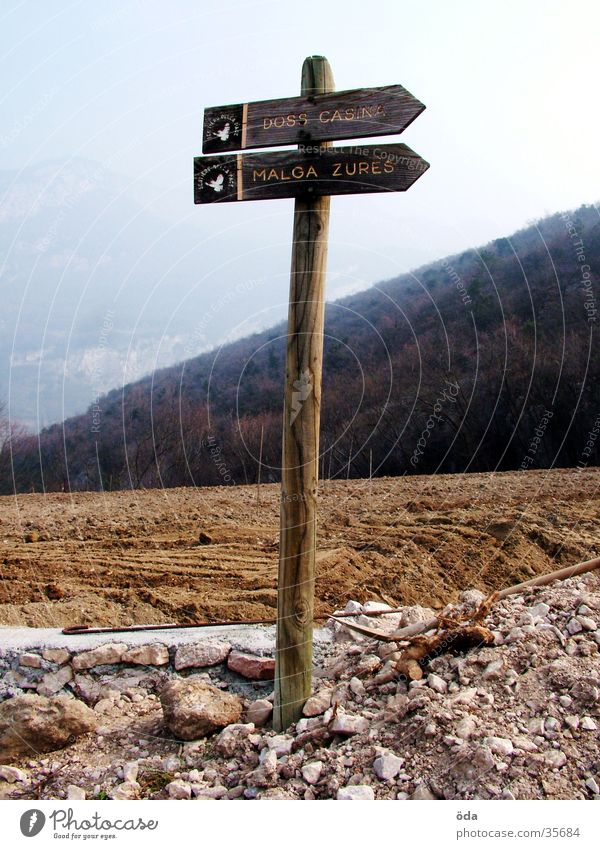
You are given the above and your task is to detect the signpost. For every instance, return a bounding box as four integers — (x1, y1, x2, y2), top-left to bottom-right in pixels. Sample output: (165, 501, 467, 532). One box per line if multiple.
(202, 83, 425, 153)
(194, 56, 428, 730)
(194, 143, 428, 204)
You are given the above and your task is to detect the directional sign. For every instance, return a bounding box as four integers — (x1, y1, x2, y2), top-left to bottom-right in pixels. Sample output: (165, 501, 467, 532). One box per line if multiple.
(194, 143, 429, 204)
(202, 84, 425, 154)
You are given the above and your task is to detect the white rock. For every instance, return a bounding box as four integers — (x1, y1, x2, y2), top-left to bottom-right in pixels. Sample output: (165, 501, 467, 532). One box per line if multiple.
(577, 616, 597, 631)
(484, 736, 513, 756)
(265, 734, 293, 756)
(585, 777, 599, 794)
(259, 748, 278, 771)
(545, 750, 567, 768)
(566, 619, 583, 635)
(121, 644, 169, 666)
(37, 665, 74, 697)
(349, 677, 366, 697)
(174, 642, 231, 670)
(109, 781, 141, 800)
(301, 761, 323, 785)
(559, 695, 573, 708)
(363, 601, 393, 613)
(373, 753, 404, 781)
(66, 785, 86, 800)
(565, 715, 580, 730)
(482, 660, 504, 680)
(0, 766, 28, 783)
(303, 689, 332, 717)
(427, 673, 447, 694)
(72, 643, 128, 670)
(42, 648, 70, 665)
(122, 762, 139, 783)
(581, 716, 598, 731)
(246, 699, 273, 726)
(337, 785, 375, 800)
(528, 718, 545, 735)
(455, 715, 477, 740)
(19, 653, 42, 668)
(344, 600, 363, 614)
(330, 713, 369, 736)
(449, 687, 478, 705)
(527, 602, 550, 619)
(166, 779, 192, 800)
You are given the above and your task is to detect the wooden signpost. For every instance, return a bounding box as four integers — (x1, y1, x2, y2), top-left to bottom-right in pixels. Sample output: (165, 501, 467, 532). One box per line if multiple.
(202, 83, 425, 153)
(194, 56, 428, 731)
(194, 143, 428, 204)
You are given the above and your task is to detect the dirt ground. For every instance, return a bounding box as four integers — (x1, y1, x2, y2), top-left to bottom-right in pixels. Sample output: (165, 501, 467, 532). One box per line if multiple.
(0, 467, 598, 628)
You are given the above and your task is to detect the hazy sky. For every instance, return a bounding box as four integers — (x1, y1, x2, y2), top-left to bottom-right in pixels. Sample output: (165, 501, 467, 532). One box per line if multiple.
(2, 0, 599, 313)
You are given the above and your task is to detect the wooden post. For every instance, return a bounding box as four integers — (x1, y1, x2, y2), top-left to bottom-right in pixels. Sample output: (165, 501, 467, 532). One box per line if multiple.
(273, 56, 334, 731)
(256, 424, 264, 506)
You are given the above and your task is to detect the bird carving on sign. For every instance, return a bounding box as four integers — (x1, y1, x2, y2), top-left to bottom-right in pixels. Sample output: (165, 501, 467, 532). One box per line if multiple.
(207, 173, 225, 192)
(214, 122, 231, 142)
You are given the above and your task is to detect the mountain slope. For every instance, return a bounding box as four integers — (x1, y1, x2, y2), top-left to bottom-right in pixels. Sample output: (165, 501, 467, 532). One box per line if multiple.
(4, 202, 599, 493)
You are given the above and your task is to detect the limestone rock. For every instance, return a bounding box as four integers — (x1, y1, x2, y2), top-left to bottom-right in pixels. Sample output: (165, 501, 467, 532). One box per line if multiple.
(67, 785, 86, 800)
(216, 723, 255, 756)
(110, 781, 141, 800)
(227, 651, 275, 680)
(166, 779, 192, 799)
(427, 673, 447, 694)
(174, 642, 231, 671)
(37, 666, 73, 697)
(160, 678, 243, 740)
(337, 785, 375, 800)
(303, 689, 332, 717)
(373, 753, 404, 781)
(0, 694, 97, 761)
(330, 713, 369, 736)
(484, 736, 514, 757)
(301, 761, 323, 785)
(42, 648, 71, 665)
(0, 765, 28, 783)
(121, 644, 169, 666)
(72, 643, 128, 671)
(19, 653, 42, 668)
(246, 698, 273, 726)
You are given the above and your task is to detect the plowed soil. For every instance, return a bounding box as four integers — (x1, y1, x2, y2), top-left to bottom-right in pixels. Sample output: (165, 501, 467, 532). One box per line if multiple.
(0, 468, 598, 628)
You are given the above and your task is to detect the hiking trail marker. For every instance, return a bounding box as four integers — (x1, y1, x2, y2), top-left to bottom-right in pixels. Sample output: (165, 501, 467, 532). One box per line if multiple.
(194, 56, 429, 730)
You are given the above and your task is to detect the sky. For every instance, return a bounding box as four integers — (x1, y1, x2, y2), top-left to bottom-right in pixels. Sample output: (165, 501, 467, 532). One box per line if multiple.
(1, 0, 599, 365)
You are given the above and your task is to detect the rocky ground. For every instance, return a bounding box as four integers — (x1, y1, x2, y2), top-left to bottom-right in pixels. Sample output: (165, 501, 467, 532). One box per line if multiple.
(0, 468, 599, 627)
(1, 568, 599, 801)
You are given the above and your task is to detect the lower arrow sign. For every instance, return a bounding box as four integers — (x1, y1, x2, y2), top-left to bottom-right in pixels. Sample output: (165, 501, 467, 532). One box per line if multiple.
(194, 143, 429, 204)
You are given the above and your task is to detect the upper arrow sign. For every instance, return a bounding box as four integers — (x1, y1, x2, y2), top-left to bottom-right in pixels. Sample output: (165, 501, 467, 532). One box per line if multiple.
(202, 84, 425, 154)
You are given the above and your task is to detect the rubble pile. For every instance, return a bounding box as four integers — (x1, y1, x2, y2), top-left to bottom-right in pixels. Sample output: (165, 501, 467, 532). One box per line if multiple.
(1, 570, 599, 800)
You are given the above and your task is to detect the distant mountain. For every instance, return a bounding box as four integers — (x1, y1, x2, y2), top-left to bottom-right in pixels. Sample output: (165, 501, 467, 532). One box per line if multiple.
(0, 158, 276, 429)
(3, 202, 599, 493)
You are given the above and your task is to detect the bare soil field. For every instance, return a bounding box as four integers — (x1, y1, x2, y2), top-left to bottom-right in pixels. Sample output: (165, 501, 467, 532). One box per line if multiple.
(0, 468, 598, 628)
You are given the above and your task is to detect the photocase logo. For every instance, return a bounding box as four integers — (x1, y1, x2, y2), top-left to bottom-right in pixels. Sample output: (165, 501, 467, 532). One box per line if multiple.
(20, 810, 46, 837)
(290, 369, 313, 425)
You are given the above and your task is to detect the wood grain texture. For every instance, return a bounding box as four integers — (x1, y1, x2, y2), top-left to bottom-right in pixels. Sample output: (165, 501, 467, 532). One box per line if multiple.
(193, 143, 429, 204)
(202, 83, 425, 153)
(273, 56, 334, 731)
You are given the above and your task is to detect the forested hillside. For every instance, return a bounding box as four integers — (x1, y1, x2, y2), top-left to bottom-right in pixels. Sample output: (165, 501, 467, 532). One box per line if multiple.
(3, 203, 598, 493)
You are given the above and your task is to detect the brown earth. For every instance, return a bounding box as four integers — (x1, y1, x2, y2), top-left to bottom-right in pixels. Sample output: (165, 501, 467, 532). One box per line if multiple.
(0, 467, 598, 628)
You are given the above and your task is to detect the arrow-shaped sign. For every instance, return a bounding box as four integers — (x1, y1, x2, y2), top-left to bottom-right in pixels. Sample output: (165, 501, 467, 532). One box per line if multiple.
(202, 84, 425, 154)
(194, 142, 429, 204)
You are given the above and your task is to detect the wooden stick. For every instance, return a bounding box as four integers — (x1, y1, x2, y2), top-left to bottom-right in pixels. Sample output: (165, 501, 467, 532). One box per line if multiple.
(273, 56, 334, 731)
(495, 555, 600, 599)
(332, 555, 600, 643)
